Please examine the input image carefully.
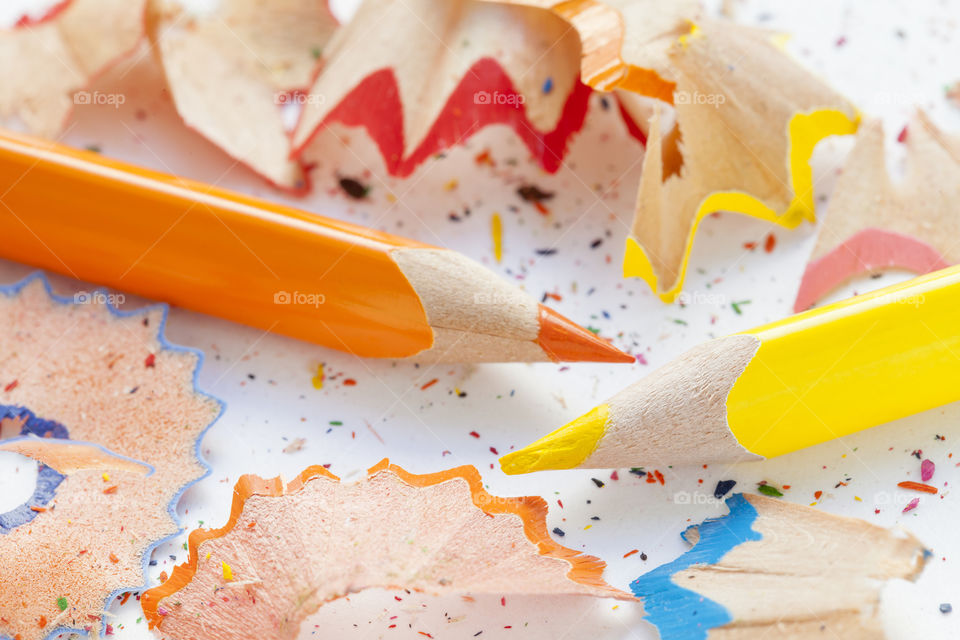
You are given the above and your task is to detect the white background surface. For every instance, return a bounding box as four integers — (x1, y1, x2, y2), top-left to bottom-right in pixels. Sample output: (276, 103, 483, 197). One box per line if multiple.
(2, 0, 960, 638)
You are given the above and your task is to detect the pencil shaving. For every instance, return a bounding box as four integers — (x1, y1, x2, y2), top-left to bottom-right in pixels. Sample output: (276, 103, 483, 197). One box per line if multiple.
(0, 273, 222, 640)
(291, 0, 591, 176)
(623, 19, 858, 301)
(470, 4, 856, 300)
(795, 112, 960, 311)
(0, 0, 146, 136)
(142, 460, 633, 639)
(146, 0, 338, 191)
(484, 0, 699, 102)
(633, 494, 927, 639)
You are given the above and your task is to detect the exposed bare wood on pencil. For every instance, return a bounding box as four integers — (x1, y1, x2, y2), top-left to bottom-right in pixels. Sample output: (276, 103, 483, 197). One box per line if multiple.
(409, 327, 547, 363)
(394, 248, 540, 341)
(394, 249, 633, 363)
(583, 334, 762, 467)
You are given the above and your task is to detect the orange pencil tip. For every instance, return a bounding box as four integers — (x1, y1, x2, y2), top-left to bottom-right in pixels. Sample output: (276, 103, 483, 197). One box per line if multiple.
(536, 305, 634, 363)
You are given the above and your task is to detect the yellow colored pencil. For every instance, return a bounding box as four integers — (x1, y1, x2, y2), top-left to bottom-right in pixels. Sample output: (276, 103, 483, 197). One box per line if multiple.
(501, 265, 960, 473)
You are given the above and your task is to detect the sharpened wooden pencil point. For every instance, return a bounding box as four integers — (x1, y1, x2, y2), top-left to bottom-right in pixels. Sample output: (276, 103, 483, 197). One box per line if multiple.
(0, 129, 633, 364)
(536, 306, 635, 364)
(505, 265, 960, 471)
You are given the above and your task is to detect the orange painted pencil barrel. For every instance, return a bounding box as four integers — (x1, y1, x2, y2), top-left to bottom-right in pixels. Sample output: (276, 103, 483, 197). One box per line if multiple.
(0, 130, 631, 363)
(0, 130, 434, 358)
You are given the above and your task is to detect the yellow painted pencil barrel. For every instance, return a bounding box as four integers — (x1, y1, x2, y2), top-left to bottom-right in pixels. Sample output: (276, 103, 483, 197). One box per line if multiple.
(730, 265, 960, 457)
(502, 265, 960, 473)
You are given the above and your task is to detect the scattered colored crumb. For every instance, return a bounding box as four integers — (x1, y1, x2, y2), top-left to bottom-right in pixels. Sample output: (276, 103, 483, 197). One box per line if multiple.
(474, 149, 495, 166)
(339, 177, 370, 199)
(491, 213, 503, 263)
(312, 364, 325, 389)
(731, 300, 751, 315)
(757, 484, 783, 497)
(898, 481, 938, 494)
(714, 480, 736, 499)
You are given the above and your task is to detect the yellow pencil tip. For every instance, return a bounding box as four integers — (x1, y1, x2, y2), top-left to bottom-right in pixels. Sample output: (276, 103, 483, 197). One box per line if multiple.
(499, 405, 611, 475)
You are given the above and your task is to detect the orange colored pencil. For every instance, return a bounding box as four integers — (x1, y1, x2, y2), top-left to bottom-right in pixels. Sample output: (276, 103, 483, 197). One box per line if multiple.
(0, 130, 631, 363)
